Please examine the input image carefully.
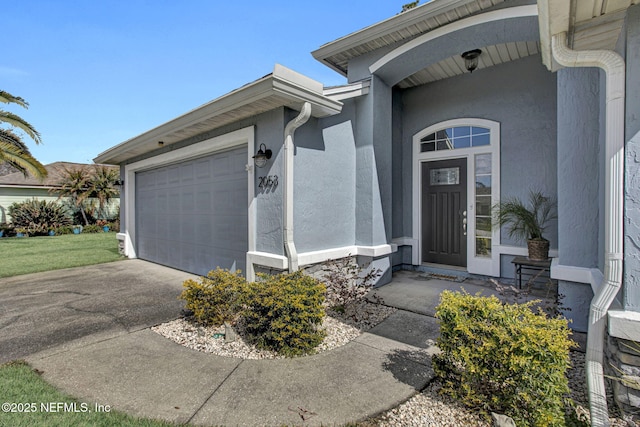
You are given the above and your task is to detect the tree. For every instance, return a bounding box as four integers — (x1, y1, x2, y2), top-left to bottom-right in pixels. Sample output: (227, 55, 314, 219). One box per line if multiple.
(401, 1, 419, 12)
(52, 165, 120, 225)
(88, 166, 120, 219)
(53, 166, 92, 225)
(0, 90, 47, 179)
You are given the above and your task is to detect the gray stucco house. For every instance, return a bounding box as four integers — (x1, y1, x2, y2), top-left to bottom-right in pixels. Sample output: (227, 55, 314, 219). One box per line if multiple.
(96, 0, 639, 423)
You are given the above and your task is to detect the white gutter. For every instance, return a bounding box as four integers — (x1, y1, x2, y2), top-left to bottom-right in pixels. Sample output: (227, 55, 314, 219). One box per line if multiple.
(283, 102, 312, 272)
(552, 32, 625, 427)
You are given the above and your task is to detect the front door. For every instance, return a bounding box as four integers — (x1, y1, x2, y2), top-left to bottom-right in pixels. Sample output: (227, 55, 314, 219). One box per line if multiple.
(421, 158, 467, 266)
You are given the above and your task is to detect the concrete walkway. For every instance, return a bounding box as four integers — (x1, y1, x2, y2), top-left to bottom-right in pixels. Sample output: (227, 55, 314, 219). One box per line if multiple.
(13, 263, 493, 426)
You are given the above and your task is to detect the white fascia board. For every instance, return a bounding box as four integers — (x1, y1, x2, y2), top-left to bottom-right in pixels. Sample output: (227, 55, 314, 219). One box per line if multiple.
(271, 73, 343, 117)
(311, 0, 477, 69)
(93, 75, 274, 164)
(370, 5, 539, 75)
(0, 184, 57, 190)
(94, 64, 341, 165)
(538, 0, 571, 71)
(323, 80, 371, 101)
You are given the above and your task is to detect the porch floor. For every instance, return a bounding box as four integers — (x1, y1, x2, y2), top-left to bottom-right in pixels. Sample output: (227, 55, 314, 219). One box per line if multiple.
(376, 269, 587, 350)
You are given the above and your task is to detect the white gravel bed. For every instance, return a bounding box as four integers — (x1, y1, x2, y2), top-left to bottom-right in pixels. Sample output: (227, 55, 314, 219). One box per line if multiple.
(151, 301, 396, 360)
(153, 308, 633, 426)
(365, 350, 633, 427)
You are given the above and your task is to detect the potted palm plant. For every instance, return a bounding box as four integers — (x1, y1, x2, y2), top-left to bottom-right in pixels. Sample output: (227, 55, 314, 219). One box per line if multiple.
(493, 190, 557, 261)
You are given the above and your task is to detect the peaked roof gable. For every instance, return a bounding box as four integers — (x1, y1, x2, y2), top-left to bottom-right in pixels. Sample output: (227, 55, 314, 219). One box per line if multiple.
(312, 0, 508, 76)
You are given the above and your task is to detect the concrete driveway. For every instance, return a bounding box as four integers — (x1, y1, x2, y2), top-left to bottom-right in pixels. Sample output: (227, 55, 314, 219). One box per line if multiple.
(0, 260, 196, 364)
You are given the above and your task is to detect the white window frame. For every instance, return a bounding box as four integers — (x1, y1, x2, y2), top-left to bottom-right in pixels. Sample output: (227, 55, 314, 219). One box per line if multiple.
(412, 119, 500, 276)
(120, 126, 255, 260)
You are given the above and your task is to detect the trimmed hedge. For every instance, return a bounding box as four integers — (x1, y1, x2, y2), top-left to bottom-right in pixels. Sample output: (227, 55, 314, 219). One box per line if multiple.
(243, 271, 326, 357)
(180, 268, 247, 327)
(433, 290, 575, 426)
(179, 269, 327, 357)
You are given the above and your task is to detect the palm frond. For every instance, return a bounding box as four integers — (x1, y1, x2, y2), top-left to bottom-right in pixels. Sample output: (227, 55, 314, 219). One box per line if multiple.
(0, 90, 29, 108)
(493, 190, 557, 242)
(0, 142, 47, 179)
(0, 110, 42, 144)
(0, 128, 31, 153)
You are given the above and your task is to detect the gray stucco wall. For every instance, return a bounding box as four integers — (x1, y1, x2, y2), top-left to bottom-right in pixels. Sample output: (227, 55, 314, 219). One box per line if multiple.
(624, 4, 640, 312)
(354, 76, 392, 247)
(399, 54, 558, 249)
(293, 104, 357, 253)
(556, 67, 602, 268)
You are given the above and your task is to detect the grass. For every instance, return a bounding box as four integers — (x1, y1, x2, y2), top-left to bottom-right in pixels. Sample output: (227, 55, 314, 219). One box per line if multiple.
(0, 232, 123, 278)
(0, 361, 179, 427)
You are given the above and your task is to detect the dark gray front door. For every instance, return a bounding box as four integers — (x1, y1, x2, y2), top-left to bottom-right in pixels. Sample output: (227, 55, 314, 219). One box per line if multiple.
(135, 146, 248, 276)
(421, 158, 467, 267)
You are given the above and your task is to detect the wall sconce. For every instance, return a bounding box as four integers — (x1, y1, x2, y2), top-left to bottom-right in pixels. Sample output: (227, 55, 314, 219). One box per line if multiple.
(461, 49, 482, 73)
(252, 143, 272, 168)
(114, 179, 125, 187)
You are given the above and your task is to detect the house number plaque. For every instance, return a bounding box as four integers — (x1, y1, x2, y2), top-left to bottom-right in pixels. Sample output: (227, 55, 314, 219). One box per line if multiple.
(258, 175, 278, 189)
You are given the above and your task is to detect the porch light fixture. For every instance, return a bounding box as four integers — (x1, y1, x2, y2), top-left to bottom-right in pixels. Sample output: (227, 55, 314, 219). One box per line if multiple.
(252, 143, 272, 168)
(461, 49, 482, 73)
(114, 179, 124, 187)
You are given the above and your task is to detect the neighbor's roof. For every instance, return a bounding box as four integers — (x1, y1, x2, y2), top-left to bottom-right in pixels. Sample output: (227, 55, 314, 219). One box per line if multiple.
(0, 162, 118, 189)
(94, 64, 343, 165)
(312, 0, 507, 76)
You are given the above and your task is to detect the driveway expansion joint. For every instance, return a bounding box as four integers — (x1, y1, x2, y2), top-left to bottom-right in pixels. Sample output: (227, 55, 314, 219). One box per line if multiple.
(185, 359, 244, 425)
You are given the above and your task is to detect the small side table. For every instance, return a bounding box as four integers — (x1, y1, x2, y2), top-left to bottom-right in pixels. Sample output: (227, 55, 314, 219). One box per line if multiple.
(511, 256, 552, 289)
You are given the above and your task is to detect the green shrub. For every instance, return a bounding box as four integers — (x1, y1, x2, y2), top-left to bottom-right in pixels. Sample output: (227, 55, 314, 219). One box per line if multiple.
(53, 225, 74, 235)
(244, 271, 326, 357)
(433, 290, 575, 427)
(8, 199, 72, 236)
(179, 268, 247, 327)
(82, 224, 103, 233)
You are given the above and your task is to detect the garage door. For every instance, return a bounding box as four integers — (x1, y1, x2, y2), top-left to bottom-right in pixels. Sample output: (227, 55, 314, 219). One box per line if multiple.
(135, 146, 248, 276)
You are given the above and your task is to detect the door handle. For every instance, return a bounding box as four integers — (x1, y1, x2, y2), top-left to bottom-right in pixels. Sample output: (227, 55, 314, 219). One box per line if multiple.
(462, 210, 467, 236)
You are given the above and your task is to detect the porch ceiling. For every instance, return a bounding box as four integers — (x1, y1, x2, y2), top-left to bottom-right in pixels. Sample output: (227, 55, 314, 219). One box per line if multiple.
(397, 41, 541, 88)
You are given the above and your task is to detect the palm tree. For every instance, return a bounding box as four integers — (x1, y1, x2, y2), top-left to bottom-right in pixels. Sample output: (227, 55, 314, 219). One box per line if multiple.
(89, 166, 120, 219)
(53, 166, 92, 225)
(0, 90, 47, 178)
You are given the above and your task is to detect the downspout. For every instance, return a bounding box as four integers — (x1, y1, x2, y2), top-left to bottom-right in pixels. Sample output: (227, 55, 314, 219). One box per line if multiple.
(283, 102, 312, 272)
(551, 32, 625, 427)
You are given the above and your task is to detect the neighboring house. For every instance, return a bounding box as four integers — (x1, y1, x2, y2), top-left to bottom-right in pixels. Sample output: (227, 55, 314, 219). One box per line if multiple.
(0, 162, 120, 223)
(95, 1, 639, 421)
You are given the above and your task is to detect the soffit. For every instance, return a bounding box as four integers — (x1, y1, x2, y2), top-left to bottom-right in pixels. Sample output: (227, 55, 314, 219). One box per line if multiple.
(539, 0, 638, 70)
(312, 0, 507, 76)
(94, 65, 342, 165)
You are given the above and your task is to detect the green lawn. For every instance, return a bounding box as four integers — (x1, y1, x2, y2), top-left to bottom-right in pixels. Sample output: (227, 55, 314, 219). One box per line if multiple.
(0, 361, 179, 427)
(0, 232, 123, 278)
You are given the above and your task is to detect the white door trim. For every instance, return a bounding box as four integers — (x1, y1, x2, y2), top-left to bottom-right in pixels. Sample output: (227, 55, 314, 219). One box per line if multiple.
(121, 126, 255, 259)
(412, 119, 500, 276)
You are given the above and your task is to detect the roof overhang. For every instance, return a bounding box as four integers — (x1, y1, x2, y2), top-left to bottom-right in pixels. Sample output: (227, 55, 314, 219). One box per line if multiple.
(94, 64, 343, 165)
(538, 0, 638, 72)
(311, 0, 505, 76)
(0, 184, 57, 190)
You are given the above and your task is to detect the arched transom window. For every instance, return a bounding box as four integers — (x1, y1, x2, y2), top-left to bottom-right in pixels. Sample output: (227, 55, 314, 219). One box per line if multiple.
(420, 126, 491, 152)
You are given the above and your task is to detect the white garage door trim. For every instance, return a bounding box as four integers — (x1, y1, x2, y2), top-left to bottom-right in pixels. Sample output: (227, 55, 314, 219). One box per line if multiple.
(121, 126, 255, 260)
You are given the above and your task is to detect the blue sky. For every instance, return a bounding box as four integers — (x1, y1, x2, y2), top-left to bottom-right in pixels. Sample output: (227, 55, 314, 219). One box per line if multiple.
(4, 1, 405, 165)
